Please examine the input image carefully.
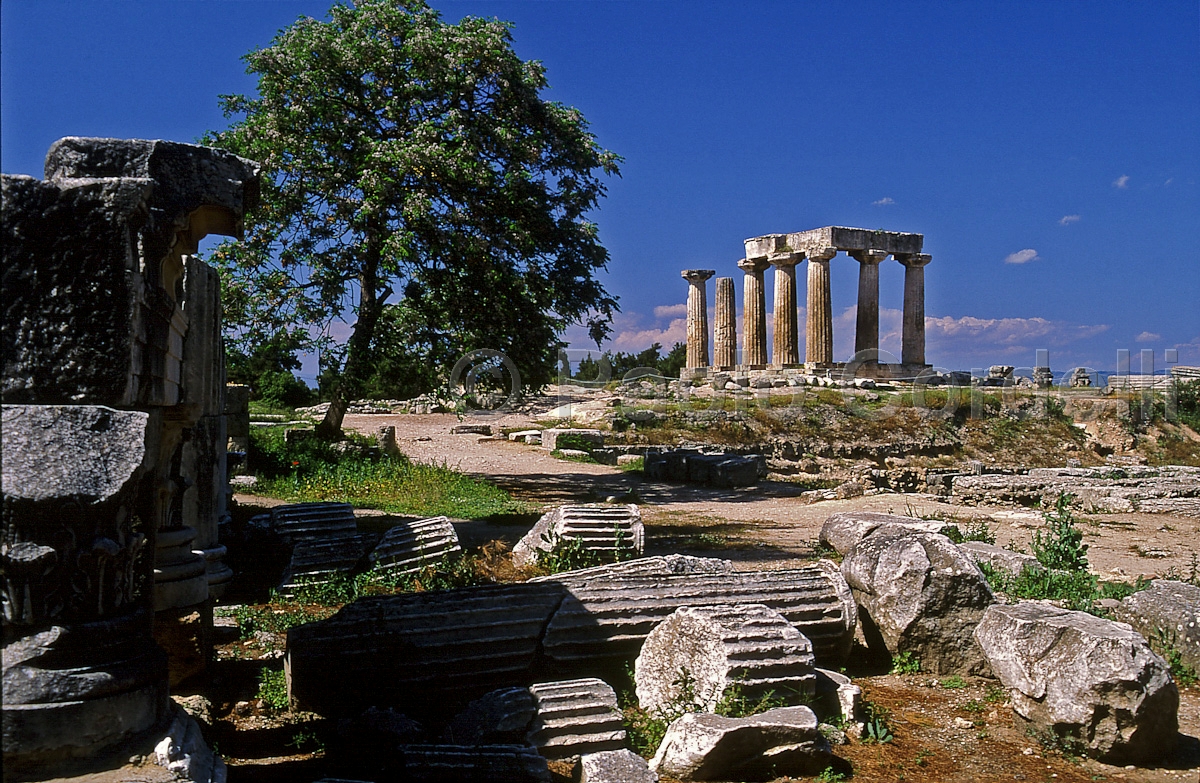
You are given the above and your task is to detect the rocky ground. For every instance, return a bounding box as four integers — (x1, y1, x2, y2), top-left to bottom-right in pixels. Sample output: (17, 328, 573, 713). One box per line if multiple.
(205, 388, 1200, 783)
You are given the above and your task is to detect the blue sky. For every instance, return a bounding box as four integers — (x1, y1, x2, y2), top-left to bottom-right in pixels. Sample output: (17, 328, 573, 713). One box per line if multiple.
(4, 1, 1197, 376)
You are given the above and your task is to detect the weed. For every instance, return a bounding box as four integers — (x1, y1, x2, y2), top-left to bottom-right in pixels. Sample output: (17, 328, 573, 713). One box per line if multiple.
(891, 650, 921, 675)
(962, 699, 987, 714)
(817, 767, 849, 782)
(551, 449, 598, 464)
(287, 728, 325, 754)
(979, 563, 1100, 612)
(617, 456, 644, 472)
(1028, 725, 1087, 762)
(234, 604, 325, 641)
(985, 683, 1008, 703)
(938, 517, 996, 545)
(1031, 493, 1088, 571)
(1149, 628, 1199, 688)
(941, 675, 967, 689)
(861, 701, 894, 744)
(1163, 552, 1200, 587)
(915, 748, 934, 767)
(257, 667, 289, 711)
(536, 530, 604, 573)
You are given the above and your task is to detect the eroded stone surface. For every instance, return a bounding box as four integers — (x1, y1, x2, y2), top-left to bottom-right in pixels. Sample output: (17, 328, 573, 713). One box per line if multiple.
(526, 678, 626, 759)
(580, 748, 658, 783)
(958, 541, 1045, 578)
(650, 706, 831, 781)
(511, 505, 643, 568)
(974, 602, 1179, 763)
(818, 511, 946, 555)
(1111, 580, 1200, 675)
(841, 530, 994, 674)
(442, 687, 536, 745)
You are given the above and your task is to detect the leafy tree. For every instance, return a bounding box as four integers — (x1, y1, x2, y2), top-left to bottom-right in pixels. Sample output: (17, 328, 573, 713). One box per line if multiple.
(225, 331, 315, 408)
(572, 342, 686, 383)
(206, 0, 620, 437)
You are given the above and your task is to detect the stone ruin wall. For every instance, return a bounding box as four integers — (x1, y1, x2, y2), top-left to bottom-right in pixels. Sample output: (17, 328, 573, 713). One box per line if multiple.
(1, 137, 259, 776)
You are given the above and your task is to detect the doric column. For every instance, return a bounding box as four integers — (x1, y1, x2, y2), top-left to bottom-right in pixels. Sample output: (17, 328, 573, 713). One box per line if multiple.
(805, 247, 836, 366)
(769, 252, 802, 366)
(737, 257, 770, 367)
(849, 250, 887, 362)
(897, 253, 931, 366)
(681, 269, 715, 370)
(713, 277, 737, 369)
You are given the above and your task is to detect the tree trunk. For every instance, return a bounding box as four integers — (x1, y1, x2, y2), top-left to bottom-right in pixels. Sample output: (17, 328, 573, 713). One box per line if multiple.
(315, 233, 385, 440)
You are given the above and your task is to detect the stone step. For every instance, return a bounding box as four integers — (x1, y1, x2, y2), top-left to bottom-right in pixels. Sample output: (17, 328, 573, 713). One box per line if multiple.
(368, 516, 461, 572)
(285, 583, 567, 715)
(538, 561, 855, 671)
(527, 679, 626, 759)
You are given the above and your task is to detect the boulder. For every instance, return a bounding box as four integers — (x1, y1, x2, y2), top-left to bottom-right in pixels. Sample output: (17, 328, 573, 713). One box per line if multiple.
(818, 511, 946, 556)
(958, 541, 1045, 578)
(841, 530, 995, 674)
(526, 678, 626, 759)
(635, 605, 815, 714)
(1110, 580, 1200, 676)
(650, 706, 832, 781)
(511, 505, 643, 568)
(579, 748, 658, 783)
(974, 602, 1179, 763)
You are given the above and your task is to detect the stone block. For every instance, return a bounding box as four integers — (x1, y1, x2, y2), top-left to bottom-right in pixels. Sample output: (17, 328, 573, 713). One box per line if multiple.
(542, 428, 604, 452)
(367, 516, 461, 573)
(451, 423, 492, 435)
(974, 602, 1178, 763)
(526, 678, 626, 759)
(818, 511, 947, 556)
(441, 687, 536, 745)
(1111, 580, 1200, 674)
(579, 749, 658, 783)
(393, 744, 551, 782)
(511, 505, 643, 568)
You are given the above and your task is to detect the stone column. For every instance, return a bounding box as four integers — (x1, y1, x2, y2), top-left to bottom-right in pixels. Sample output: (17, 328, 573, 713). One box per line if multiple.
(849, 250, 887, 362)
(713, 277, 737, 369)
(737, 257, 770, 368)
(805, 248, 837, 366)
(681, 269, 715, 371)
(769, 253, 802, 366)
(897, 253, 932, 366)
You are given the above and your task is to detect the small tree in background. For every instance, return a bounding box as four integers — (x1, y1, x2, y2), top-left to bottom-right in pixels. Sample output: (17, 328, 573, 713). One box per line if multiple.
(206, 0, 620, 437)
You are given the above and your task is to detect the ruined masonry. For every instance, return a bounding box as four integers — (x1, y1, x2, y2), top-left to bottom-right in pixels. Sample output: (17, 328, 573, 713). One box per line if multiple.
(2, 137, 259, 778)
(511, 504, 644, 569)
(683, 226, 930, 380)
(526, 678, 627, 759)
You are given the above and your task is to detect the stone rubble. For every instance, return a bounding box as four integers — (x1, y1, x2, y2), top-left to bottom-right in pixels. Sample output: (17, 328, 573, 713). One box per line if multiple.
(951, 465, 1200, 513)
(441, 687, 537, 745)
(650, 705, 833, 782)
(526, 678, 627, 759)
(635, 604, 816, 714)
(974, 602, 1179, 764)
(367, 515, 462, 573)
(642, 449, 766, 488)
(579, 748, 659, 783)
(817, 510, 948, 555)
(1110, 580, 1200, 674)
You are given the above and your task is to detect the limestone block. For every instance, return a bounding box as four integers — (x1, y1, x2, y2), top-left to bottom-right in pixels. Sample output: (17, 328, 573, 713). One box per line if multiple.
(974, 602, 1179, 763)
(270, 502, 358, 543)
(542, 428, 604, 451)
(635, 604, 816, 714)
(367, 516, 461, 573)
(279, 534, 368, 591)
(511, 505, 643, 568)
(650, 706, 832, 781)
(529, 555, 735, 584)
(818, 511, 946, 556)
(958, 541, 1045, 578)
(538, 561, 856, 672)
(1111, 580, 1200, 674)
(813, 667, 863, 726)
(526, 678, 626, 759)
(841, 530, 995, 674)
(451, 423, 492, 435)
(153, 701, 227, 783)
(579, 749, 658, 783)
(441, 687, 536, 745)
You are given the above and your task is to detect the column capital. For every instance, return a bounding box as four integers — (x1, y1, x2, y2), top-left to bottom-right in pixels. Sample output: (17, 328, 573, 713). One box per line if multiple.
(807, 246, 838, 263)
(895, 253, 931, 268)
(737, 256, 771, 273)
(681, 269, 716, 282)
(767, 251, 803, 268)
(849, 249, 888, 265)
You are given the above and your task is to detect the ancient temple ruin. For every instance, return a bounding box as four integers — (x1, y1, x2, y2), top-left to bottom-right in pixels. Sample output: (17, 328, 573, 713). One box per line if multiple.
(681, 226, 930, 380)
(2, 138, 259, 778)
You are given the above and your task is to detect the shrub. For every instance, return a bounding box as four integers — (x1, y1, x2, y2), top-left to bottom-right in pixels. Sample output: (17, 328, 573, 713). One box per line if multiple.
(939, 517, 996, 545)
(257, 667, 290, 711)
(1031, 493, 1088, 571)
(890, 651, 921, 675)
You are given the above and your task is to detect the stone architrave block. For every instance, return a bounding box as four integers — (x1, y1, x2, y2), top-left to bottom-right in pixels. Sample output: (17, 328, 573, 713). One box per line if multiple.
(841, 530, 995, 674)
(441, 687, 536, 745)
(511, 504, 643, 568)
(1111, 580, 1200, 675)
(650, 706, 832, 782)
(958, 541, 1045, 578)
(526, 678, 626, 759)
(818, 511, 947, 556)
(635, 604, 816, 714)
(974, 602, 1179, 764)
(579, 749, 658, 783)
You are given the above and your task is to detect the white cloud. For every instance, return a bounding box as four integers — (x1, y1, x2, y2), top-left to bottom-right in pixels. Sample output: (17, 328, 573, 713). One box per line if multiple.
(1058, 214, 1081, 226)
(1165, 178, 1174, 186)
(872, 197, 895, 206)
(1113, 174, 1130, 189)
(1135, 331, 1162, 343)
(1004, 248, 1039, 265)
(653, 303, 687, 319)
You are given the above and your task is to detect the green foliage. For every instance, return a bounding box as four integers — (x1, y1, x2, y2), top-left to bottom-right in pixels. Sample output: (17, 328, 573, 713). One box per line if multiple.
(1027, 725, 1087, 761)
(1163, 552, 1200, 587)
(1031, 494, 1088, 571)
(257, 667, 290, 711)
(1149, 628, 1198, 688)
(978, 563, 1100, 612)
(287, 728, 325, 754)
(206, 0, 621, 430)
(617, 456, 644, 473)
(573, 342, 686, 383)
(536, 529, 603, 573)
(962, 699, 987, 714)
(233, 603, 322, 640)
(861, 701, 894, 744)
(984, 683, 1008, 703)
(226, 331, 315, 407)
(289, 552, 495, 606)
(940, 675, 967, 689)
(817, 767, 849, 782)
(1176, 380, 1200, 430)
(939, 518, 996, 545)
(249, 427, 525, 518)
(890, 650, 921, 675)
